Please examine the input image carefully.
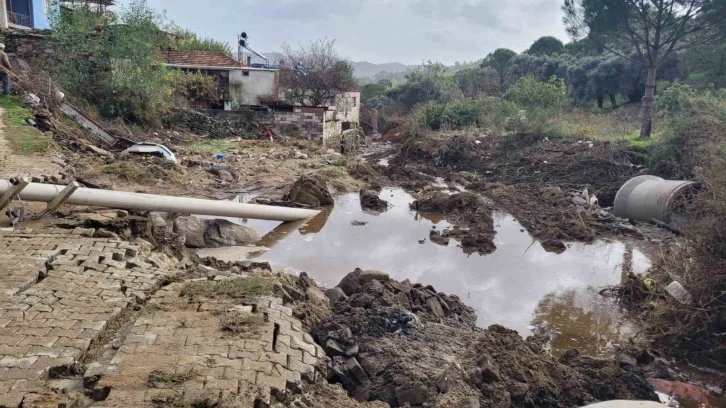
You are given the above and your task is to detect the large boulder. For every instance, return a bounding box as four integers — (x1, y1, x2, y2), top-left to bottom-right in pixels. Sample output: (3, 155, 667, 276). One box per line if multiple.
(284, 175, 334, 208)
(203, 219, 260, 248)
(337, 268, 363, 296)
(173, 216, 206, 248)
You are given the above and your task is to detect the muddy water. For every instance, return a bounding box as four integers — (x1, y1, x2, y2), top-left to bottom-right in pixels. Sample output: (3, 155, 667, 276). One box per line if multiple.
(209, 188, 650, 357)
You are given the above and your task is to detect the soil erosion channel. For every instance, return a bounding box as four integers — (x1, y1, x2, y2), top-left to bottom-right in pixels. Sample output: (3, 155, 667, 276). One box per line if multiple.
(199, 188, 650, 358)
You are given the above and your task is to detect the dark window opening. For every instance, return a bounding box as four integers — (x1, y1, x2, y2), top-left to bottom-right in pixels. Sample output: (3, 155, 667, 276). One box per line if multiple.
(243, 71, 250, 77)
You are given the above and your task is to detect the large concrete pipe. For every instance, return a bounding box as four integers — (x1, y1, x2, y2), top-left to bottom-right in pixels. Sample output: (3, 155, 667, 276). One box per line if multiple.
(613, 175, 698, 224)
(0, 179, 319, 222)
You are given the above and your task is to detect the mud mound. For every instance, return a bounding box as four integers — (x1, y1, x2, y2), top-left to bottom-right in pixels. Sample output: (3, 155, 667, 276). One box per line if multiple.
(360, 189, 389, 212)
(412, 192, 497, 254)
(284, 175, 335, 208)
(313, 272, 659, 407)
(399, 134, 644, 207)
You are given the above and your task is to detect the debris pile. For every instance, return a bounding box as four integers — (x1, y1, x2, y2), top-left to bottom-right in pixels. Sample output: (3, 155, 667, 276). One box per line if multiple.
(312, 270, 659, 407)
(411, 192, 496, 254)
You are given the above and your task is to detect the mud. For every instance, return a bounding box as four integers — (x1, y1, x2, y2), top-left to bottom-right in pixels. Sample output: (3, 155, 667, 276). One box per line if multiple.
(412, 192, 496, 254)
(360, 189, 390, 212)
(313, 271, 659, 407)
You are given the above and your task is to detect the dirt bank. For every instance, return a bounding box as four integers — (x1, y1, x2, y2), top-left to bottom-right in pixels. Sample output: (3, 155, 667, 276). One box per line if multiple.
(313, 270, 659, 407)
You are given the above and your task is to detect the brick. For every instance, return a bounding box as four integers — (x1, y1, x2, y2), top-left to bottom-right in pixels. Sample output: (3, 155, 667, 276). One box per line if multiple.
(198, 345, 229, 357)
(255, 371, 286, 391)
(25, 346, 66, 358)
(287, 356, 313, 375)
(291, 335, 316, 356)
(0, 355, 39, 368)
(46, 328, 83, 338)
(15, 327, 52, 337)
(241, 358, 273, 375)
(125, 334, 158, 345)
(0, 392, 24, 408)
(275, 363, 302, 383)
(19, 336, 59, 347)
(5, 367, 45, 380)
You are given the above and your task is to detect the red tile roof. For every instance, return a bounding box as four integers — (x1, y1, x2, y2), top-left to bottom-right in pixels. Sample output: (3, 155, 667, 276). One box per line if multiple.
(161, 50, 241, 68)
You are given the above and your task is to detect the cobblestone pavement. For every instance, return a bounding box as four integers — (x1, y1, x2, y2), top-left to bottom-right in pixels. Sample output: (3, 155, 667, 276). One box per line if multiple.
(91, 281, 325, 407)
(0, 228, 179, 407)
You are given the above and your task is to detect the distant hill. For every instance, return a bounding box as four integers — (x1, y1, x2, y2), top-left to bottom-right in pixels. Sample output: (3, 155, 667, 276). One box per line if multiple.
(351, 61, 416, 78)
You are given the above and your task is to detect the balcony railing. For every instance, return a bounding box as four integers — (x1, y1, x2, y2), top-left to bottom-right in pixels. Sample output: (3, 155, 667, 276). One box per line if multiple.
(7, 11, 31, 27)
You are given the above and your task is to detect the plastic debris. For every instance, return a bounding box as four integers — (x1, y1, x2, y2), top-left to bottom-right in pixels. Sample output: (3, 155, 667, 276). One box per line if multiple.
(124, 142, 177, 163)
(667, 281, 693, 305)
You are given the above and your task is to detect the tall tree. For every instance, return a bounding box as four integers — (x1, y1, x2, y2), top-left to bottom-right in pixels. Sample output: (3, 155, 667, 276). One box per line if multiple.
(280, 39, 355, 106)
(481, 48, 517, 87)
(527, 36, 566, 56)
(564, 0, 726, 138)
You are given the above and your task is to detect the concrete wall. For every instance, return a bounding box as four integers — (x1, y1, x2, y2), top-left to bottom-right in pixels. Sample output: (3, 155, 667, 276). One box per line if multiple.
(230, 69, 278, 105)
(334, 91, 360, 124)
(274, 110, 325, 142)
(323, 119, 342, 148)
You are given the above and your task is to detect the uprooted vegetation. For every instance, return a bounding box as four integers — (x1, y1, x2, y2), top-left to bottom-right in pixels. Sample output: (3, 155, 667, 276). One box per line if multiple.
(604, 87, 726, 368)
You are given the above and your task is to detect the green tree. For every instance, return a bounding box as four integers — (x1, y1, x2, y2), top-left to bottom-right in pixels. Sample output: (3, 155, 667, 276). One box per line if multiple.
(361, 83, 387, 104)
(386, 62, 459, 109)
(453, 67, 500, 97)
(52, 0, 174, 123)
(564, 0, 726, 138)
(481, 48, 517, 87)
(169, 27, 233, 56)
(527, 36, 566, 56)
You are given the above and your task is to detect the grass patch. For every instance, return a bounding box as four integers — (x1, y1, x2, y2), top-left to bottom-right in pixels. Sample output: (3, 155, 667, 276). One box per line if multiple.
(148, 368, 197, 388)
(0, 95, 54, 155)
(180, 277, 274, 302)
(549, 105, 641, 141)
(219, 311, 265, 335)
(315, 166, 350, 180)
(182, 140, 236, 155)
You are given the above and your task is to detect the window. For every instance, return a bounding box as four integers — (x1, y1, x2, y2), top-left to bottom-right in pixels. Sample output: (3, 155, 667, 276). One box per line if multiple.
(352, 97, 357, 107)
(243, 71, 250, 77)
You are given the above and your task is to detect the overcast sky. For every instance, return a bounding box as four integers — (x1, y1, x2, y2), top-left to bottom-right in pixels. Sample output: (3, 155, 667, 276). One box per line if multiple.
(117, 0, 569, 65)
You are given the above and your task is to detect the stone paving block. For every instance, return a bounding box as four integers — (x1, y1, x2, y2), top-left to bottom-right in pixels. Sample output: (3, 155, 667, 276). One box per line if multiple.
(0, 356, 39, 369)
(0, 392, 24, 408)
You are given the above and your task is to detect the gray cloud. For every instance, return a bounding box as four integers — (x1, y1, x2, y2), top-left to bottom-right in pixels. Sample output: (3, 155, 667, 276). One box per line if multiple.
(117, 0, 568, 64)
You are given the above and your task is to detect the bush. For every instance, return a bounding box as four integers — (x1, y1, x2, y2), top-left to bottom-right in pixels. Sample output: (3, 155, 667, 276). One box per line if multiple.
(504, 75, 566, 134)
(52, 0, 175, 124)
(169, 70, 219, 106)
(411, 96, 519, 134)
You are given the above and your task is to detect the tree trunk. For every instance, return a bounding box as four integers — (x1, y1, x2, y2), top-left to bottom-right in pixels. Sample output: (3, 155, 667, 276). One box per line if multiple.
(640, 65, 657, 139)
(609, 93, 618, 109)
(597, 95, 604, 109)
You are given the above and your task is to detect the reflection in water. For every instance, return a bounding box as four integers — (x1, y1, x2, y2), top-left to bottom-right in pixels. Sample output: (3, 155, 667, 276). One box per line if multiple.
(531, 290, 637, 356)
(299, 206, 333, 235)
(225, 188, 651, 357)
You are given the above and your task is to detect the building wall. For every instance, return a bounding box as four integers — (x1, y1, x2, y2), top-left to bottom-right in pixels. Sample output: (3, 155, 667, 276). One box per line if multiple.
(230, 69, 278, 105)
(323, 119, 342, 148)
(0, 28, 57, 66)
(335, 91, 360, 124)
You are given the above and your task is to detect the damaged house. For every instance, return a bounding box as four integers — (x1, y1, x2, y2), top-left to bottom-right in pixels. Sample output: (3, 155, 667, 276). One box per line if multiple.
(164, 49, 360, 147)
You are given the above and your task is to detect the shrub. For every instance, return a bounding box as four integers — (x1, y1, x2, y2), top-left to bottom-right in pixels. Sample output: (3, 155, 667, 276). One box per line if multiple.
(170, 70, 219, 106)
(504, 75, 566, 134)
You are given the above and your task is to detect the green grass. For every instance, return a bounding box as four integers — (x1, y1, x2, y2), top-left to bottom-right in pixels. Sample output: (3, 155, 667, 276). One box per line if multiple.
(182, 140, 236, 155)
(0, 96, 54, 155)
(180, 277, 273, 301)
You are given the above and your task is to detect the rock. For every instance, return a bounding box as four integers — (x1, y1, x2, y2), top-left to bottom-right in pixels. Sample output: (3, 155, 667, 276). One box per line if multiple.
(360, 189, 389, 212)
(345, 357, 369, 382)
(395, 384, 427, 407)
(351, 220, 368, 226)
(325, 287, 348, 304)
(541, 239, 567, 254)
(345, 343, 360, 357)
(362, 279, 386, 295)
(325, 339, 346, 356)
(149, 212, 167, 228)
(173, 216, 206, 248)
(430, 230, 450, 246)
(218, 170, 234, 182)
(293, 149, 309, 159)
(426, 297, 446, 319)
(203, 219, 260, 248)
(208, 164, 239, 179)
(198, 265, 217, 277)
(337, 269, 362, 296)
(359, 354, 386, 377)
(572, 196, 588, 206)
(284, 175, 334, 208)
(395, 292, 411, 309)
(358, 270, 390, 286)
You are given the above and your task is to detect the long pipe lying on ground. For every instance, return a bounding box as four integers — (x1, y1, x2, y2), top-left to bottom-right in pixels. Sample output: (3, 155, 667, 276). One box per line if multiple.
(0, 179, 319, 222)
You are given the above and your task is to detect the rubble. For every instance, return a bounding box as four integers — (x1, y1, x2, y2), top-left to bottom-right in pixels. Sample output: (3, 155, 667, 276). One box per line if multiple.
(360, 189, 389, 212)
(284, 175, 335, 208)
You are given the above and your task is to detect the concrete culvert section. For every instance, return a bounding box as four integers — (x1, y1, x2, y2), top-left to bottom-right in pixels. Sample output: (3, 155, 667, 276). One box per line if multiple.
(613, 175, 699, 224)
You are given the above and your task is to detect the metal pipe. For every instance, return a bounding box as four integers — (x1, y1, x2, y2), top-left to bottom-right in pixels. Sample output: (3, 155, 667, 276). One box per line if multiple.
(0, 180, 319, 222)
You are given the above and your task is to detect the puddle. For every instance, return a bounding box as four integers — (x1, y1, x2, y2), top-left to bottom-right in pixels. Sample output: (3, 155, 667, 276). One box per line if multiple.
(207, 188, 651, 357)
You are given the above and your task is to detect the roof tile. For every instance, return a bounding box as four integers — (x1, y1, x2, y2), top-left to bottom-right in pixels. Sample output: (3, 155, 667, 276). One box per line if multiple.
(161, 50, 241, 68)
